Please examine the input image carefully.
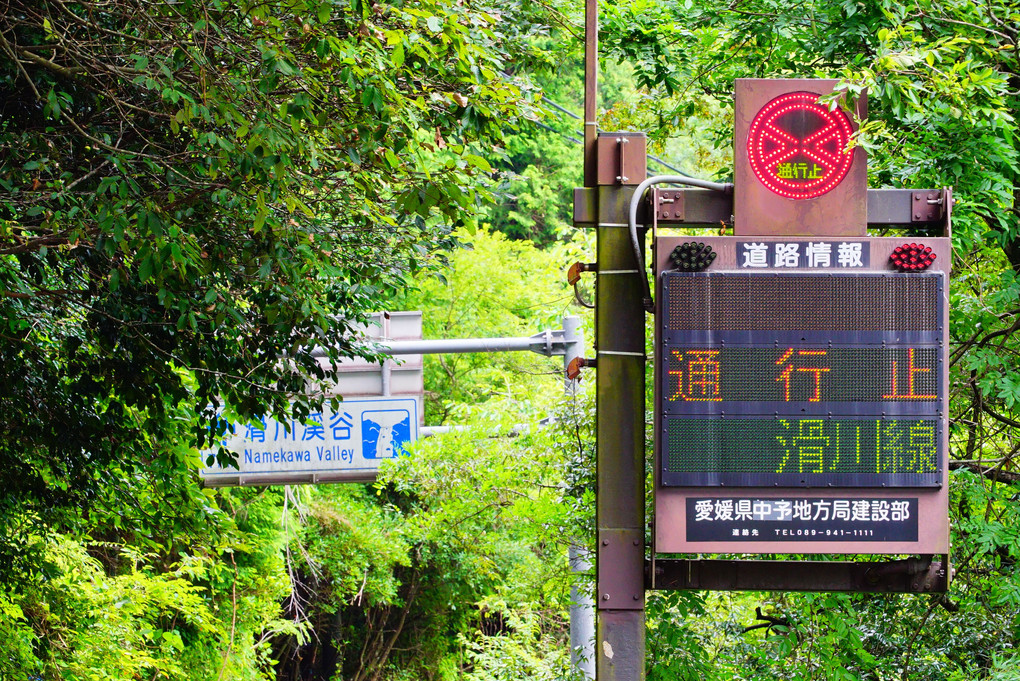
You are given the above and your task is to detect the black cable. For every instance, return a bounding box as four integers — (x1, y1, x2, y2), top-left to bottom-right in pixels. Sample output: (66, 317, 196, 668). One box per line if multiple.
(538, 96, 696, 177)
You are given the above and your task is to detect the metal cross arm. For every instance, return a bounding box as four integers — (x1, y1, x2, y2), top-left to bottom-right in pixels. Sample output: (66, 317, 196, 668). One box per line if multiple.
(310, 324, 581, 360)
(327, 329, 578, 358)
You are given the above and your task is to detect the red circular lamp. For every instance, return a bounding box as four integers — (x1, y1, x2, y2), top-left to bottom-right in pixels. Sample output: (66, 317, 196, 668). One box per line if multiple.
(890, 243, 936, 272)
(746, 91, 856, 200)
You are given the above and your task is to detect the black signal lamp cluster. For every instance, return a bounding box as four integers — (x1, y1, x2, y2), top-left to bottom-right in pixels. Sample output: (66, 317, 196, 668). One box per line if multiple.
(670, 242, 716, 272)
(890, 243, 936, 272)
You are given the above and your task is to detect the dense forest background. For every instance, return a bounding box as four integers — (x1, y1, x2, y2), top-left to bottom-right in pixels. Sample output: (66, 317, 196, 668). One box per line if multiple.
(2, 0, 1020, 679)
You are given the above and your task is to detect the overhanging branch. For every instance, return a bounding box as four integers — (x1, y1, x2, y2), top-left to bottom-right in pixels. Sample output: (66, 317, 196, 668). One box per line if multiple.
(950, 461, 1020, 485)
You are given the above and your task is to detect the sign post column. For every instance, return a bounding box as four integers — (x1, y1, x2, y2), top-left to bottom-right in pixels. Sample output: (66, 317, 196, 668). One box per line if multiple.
(595, 134, 648, 680)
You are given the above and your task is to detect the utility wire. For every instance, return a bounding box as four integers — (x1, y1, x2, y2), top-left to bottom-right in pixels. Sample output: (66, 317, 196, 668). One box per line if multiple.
(534, 117, 688, 177)
(539, 95, 696, 177)
(534, 120, 583, 146)
(535, 94, 737, 313)
(498, 70, 697, 177)
(542, 96, 583, 121)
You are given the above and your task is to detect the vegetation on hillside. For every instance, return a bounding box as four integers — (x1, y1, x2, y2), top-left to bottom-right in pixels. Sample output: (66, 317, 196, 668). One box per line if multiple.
(2, 0, 1020, 678)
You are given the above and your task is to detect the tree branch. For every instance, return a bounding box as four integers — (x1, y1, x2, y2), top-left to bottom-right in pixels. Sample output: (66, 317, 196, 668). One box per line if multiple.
(983, 404, 1020, 429)
(0, 27, 42, 100)
(949, 461, 1020, 485)
(16, 48, 85, 78)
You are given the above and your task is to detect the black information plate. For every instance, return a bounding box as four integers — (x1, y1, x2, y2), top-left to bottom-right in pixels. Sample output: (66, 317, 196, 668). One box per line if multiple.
(686, 497, 919, 542)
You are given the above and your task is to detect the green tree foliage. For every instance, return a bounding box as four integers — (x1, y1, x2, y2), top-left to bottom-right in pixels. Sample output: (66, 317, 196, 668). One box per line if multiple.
(486, 126, 581, 245)
(484, 56, 670, 245)
(14, 0, 1020, 677)
(0, 0, 573, 678)
(273, 393, 594, 678)
(0, 0, 540, 563)
(595, 0, 1020, 677)
(266, 228, 593, 679)
(0, 214, 591, 678)
(0, 486, 299, 680)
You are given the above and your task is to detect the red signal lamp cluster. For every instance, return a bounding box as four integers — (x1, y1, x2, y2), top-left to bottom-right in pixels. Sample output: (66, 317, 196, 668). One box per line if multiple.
(890, 243, 936, 272)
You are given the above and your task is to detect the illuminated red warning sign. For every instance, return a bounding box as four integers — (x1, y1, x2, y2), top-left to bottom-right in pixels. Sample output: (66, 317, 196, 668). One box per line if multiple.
(733, 79, 866, 236)
(746, 91, 855, 200)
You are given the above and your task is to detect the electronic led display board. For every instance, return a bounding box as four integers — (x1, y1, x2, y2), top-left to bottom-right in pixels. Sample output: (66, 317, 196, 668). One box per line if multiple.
(658, 271, 945, 489)
(661, 272, 941, 335)
(664, 418, 940, 487)
(663, 347, 939, 407)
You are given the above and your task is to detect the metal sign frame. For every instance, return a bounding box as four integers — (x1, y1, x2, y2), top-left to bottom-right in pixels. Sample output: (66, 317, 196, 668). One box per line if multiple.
(652, 235, 951, 560)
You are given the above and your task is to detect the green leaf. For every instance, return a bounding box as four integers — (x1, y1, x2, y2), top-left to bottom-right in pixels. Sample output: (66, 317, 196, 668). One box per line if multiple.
(317, 1, 331, 23)
(464, 154, 492, 172)
(138, 256, 153, 282)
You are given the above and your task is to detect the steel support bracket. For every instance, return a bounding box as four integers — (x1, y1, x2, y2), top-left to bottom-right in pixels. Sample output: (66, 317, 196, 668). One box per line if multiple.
(527, 328, 584, 358)
(912, 191, 944, 223)
(598, 528, 645, 609)
(574, 187, 598, 226)
(597, 133, 647, 186)
(579, 187, 950, 229)
(530, 329, 556, 357)
(649, 556, 949, 593)
(652, 188, 685, 222)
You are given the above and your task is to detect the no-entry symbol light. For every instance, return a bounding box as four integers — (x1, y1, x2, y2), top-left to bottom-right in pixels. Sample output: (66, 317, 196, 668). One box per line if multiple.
(746, 91, 855, 200)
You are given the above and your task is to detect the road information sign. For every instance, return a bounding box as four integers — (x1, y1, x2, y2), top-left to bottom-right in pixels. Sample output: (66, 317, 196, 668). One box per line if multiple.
(201, 397, 419, 487)
(654, 237, 950, 554)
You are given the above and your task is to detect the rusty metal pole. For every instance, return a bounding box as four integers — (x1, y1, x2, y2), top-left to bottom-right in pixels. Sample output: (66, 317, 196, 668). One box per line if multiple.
(594, 190, 647, 680)
(585, 0, 647, 676)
